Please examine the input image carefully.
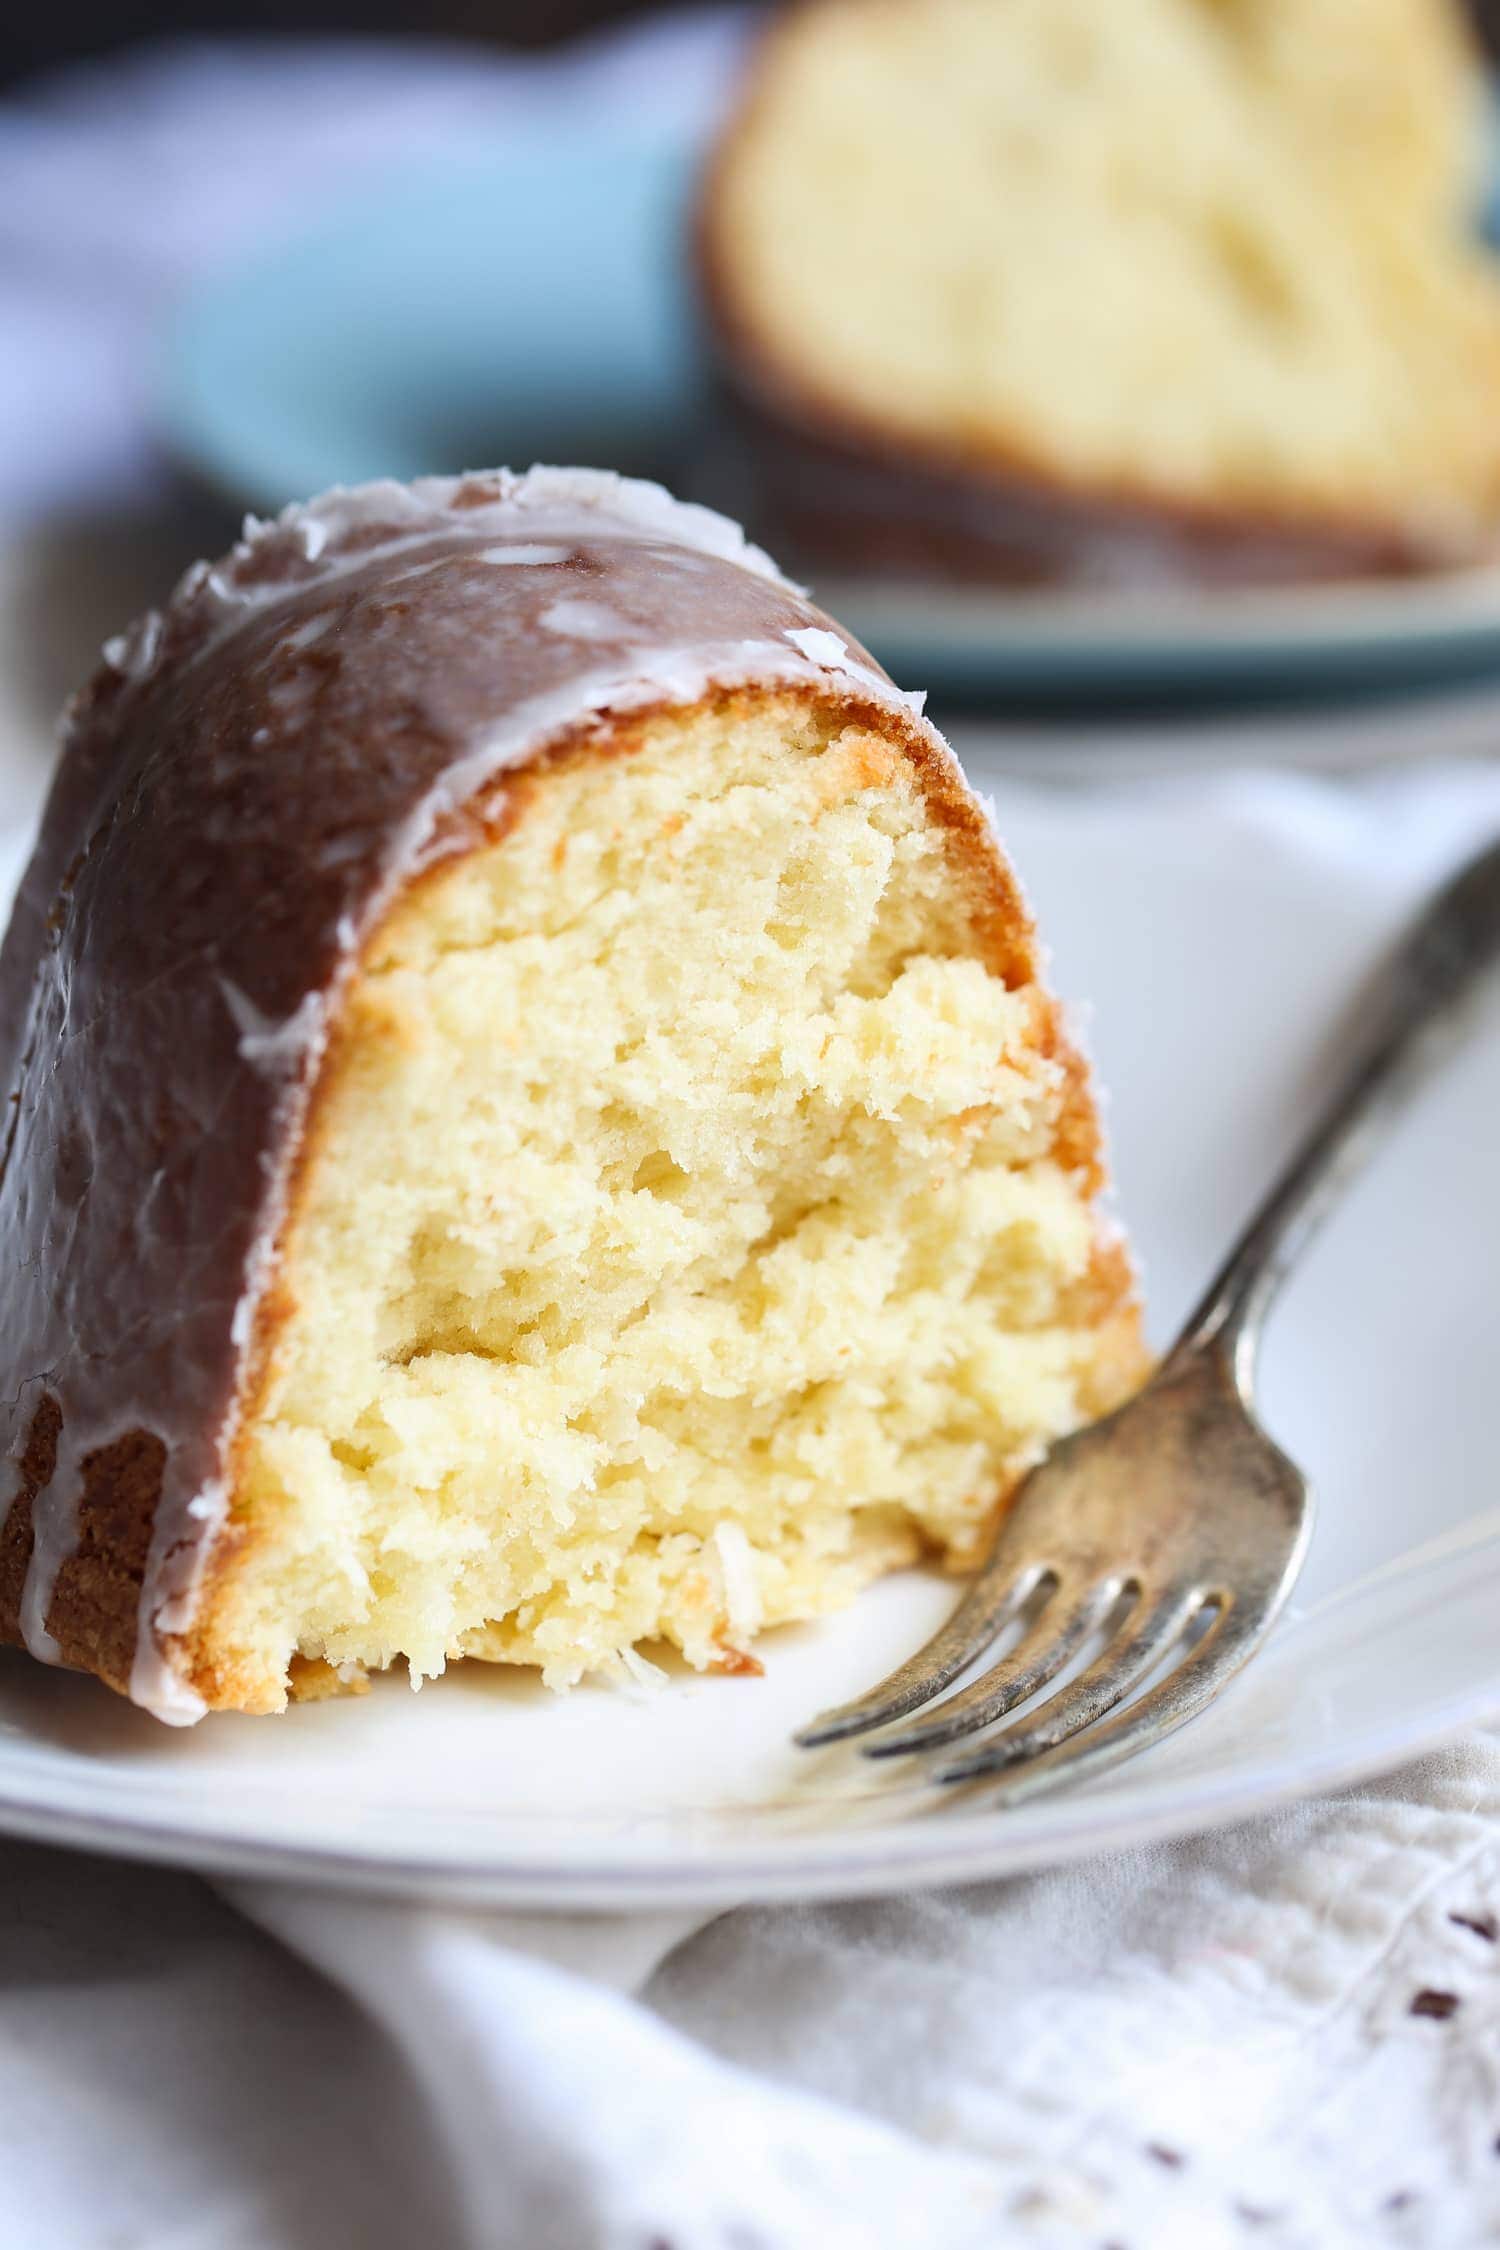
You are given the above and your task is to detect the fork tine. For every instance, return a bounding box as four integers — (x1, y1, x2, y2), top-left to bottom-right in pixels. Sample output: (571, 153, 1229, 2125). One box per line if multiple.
(860, 1575, 1127, 1758)
(952, 1595, 1266, 1805)
(936, 1585, 1208, 1783)
(792, 1560, 1053, 1748)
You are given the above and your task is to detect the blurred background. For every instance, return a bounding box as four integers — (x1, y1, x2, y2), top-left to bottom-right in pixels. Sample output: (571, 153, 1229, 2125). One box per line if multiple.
(0, 2, 759, 807)
(0, 0, 703, 83)
(3, 0, 1497, 83)
(10, 0, 1500, 795)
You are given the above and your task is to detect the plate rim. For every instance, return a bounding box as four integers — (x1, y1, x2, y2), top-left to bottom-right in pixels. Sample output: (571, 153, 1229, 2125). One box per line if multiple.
(0, 1671, 1493, 1908)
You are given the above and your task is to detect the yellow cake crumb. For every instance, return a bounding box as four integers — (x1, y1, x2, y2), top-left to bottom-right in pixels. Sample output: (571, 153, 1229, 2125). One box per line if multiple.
(210, 696, 1140, 1706)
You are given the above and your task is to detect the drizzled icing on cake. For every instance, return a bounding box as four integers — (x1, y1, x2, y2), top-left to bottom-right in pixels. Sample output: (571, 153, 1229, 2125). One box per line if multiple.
(0, 466, 933, 1722)
(92, 468, 798, 714)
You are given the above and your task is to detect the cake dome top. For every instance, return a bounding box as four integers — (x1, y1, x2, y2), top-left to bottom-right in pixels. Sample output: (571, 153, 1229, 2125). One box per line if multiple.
(91, 467, 801, 709)
(4, 466, 941, 1721)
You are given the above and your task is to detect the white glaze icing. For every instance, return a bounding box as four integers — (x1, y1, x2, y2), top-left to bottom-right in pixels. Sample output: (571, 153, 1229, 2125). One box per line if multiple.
(278, 614, 332, 654)
(477, 543, 570, 567)
(540, 596, 628, 640)
(102, 613, 163, 685)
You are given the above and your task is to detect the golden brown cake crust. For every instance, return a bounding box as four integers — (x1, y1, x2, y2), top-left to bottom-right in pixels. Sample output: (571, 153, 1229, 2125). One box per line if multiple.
(0, 471, 1139, 1720)
(697, 5, 1493, 590)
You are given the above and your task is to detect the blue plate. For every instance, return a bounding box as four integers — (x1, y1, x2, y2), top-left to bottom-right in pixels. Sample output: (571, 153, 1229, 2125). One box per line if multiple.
(160, 135, 702, 507)
(158, 129, 1500, 705)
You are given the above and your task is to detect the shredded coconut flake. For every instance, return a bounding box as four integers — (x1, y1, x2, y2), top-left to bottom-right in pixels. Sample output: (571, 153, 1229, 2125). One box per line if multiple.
(617, 1644, 669, 1694)
(786, 626, 850, 668)
(711, 1522, 763, 1642)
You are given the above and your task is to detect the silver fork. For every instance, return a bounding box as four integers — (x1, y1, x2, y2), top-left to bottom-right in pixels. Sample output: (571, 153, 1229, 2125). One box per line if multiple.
(796, 832, 1500, 1804)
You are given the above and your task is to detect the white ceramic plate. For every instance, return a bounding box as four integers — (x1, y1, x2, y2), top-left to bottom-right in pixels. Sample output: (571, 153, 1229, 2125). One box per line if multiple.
(2, 764, 1499, 1905)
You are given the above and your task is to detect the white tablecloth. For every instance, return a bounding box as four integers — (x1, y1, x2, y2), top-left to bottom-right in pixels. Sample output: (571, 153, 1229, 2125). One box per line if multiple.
(5, 20, 1500, 2248)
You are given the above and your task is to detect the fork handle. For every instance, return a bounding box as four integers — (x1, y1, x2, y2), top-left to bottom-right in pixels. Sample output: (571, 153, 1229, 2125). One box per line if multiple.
(1175, 831, 1500, 1392)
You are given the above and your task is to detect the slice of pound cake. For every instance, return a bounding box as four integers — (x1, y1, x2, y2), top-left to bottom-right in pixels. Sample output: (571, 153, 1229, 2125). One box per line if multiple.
(701, 0, 1500, 585)
(0, 469, 1144, 1722)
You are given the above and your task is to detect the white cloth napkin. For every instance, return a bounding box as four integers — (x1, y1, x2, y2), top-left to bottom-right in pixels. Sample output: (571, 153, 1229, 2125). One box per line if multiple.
(6, 20, 1500, 2250)
(4, 1724, 1500, 2250)
(248, 1730, 1500, 2250)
